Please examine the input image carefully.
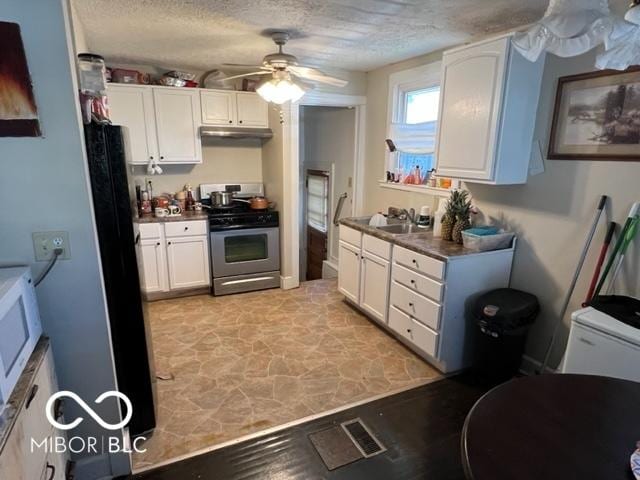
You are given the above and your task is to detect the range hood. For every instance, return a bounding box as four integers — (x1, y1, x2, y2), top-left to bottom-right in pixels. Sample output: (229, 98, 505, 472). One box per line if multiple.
(200, 126, 273, 140)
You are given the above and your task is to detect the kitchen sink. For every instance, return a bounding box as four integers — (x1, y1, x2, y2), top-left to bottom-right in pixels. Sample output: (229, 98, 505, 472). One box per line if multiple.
(376, 223, 425, 235)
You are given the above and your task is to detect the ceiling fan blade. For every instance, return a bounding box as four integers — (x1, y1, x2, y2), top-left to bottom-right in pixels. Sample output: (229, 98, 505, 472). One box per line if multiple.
(289, 66, 348, 87)
(220, 71, 272, 82)
(222, 63, 272, 70)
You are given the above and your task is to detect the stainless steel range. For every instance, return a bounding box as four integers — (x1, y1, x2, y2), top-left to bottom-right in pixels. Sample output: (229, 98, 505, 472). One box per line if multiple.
(200, 183, 280, 296)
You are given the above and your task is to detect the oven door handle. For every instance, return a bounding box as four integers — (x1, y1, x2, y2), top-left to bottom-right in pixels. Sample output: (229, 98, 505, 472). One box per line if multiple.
(220, 275, 278, 286)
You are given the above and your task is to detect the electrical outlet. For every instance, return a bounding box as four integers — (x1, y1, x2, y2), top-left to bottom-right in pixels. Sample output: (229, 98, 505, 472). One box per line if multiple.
(32, 231, 71, 261)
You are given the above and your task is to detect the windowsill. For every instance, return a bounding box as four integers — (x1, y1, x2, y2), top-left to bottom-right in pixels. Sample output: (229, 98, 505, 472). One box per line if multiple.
(378, 181, 452, 197)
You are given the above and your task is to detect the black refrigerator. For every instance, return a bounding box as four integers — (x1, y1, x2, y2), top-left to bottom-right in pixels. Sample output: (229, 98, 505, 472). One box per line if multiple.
(84, 123, 156, 437)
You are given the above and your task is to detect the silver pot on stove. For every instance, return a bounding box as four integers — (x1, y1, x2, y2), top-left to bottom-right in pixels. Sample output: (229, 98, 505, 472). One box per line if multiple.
(210, 191, 234, 206)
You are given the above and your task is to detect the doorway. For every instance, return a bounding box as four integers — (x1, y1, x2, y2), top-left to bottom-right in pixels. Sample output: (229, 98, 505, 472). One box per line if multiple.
(299, 105, 357, 280)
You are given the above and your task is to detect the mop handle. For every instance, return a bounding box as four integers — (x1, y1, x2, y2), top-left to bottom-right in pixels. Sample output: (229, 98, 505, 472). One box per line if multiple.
(594, 202, 640, 297)
(540, 195, 607, 373)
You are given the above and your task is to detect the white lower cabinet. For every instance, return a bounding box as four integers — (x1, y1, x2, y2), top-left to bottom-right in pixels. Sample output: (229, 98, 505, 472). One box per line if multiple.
(360, 251, 390, 323)
(338, 241, 361, 304)
(139, 239, 168, 293)
(0, 341, 68, 480)
(166, 236, 210, 289)
(338, 224, 515, 373)
(136, 220, 210, 296)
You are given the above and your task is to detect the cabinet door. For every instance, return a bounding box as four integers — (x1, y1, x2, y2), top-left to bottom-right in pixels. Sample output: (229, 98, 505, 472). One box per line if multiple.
(153, 88, 202, 163)
(338, 241, 361, 304)
(166, 236, 211, 289)
(201, 90, 235, 125)
(140, 239, 168, 293)
(107, 85, 158, 164)
(360, 252, 390, 323)
(236, 92, 269, 127)
(435, 37, 508, 181)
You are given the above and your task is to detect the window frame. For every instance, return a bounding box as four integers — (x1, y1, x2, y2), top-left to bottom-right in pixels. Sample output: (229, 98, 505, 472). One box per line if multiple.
(386, 61, 442, 175)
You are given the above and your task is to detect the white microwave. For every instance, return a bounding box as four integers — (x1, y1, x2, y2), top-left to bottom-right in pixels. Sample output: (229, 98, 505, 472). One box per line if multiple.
(0, 267, 43, 410)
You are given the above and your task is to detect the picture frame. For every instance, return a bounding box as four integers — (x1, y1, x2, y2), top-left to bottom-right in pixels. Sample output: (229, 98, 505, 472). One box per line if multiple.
(548, 67, 640, 161)
(0, 21, 41, 137)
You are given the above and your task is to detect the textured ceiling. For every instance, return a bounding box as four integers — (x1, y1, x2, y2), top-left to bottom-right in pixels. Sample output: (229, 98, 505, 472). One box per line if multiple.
(72, 0, 547, 72)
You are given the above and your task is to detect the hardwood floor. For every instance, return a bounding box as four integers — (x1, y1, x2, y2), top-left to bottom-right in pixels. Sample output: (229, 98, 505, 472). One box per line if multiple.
(127, 374, 488, 480)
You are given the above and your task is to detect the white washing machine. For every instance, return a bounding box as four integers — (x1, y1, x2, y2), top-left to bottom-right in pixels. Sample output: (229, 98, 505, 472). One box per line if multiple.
(562, 307, 640, 383)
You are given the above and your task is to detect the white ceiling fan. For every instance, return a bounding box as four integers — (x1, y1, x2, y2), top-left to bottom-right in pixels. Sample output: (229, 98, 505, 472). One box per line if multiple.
(221, 31, 348, 104)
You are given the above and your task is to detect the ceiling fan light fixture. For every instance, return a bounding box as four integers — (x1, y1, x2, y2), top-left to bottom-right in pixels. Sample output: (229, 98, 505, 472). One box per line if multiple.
(257, 73, 306, 104)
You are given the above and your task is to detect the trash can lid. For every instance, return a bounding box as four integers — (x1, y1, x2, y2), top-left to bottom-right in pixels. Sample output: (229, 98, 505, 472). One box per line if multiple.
(475, 288, 539, 328)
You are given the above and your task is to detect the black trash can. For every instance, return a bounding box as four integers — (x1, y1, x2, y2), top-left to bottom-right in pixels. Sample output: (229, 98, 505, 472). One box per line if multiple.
(472, 288, 539, 383)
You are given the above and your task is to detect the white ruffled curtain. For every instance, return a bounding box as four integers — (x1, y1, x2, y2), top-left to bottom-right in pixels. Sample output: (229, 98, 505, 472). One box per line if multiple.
(388, 121, 436, 155)
(512, 0, 640, 71)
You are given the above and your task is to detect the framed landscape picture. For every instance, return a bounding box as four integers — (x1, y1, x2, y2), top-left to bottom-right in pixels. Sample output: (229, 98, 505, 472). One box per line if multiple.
(548, 68, 640, 161)
(0, 21, 41, 137)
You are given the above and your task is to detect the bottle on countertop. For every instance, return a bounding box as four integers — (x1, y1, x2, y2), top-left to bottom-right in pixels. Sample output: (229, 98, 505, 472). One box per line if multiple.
(417, 205, 431, 227)
(184, 184, 195, 211)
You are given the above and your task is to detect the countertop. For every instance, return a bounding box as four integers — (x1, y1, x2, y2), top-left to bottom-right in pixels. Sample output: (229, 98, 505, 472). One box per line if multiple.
(134, 211, 209, 224)
(0, 336, 49, 454)
(340, 217, 501, 261)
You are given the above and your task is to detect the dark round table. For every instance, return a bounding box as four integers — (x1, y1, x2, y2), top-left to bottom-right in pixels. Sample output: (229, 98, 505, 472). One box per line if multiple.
(462, 374, 640, 480)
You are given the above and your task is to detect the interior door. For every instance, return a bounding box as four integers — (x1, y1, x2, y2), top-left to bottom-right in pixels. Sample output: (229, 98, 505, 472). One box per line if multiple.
(107, 85, 158, 164)
(153, 88, 202, 163)
(305, 170, 329, 280)
(236, 92, 268, 127)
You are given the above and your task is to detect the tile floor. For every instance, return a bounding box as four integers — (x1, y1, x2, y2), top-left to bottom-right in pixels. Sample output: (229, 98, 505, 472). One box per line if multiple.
(133, 279, 440, 469)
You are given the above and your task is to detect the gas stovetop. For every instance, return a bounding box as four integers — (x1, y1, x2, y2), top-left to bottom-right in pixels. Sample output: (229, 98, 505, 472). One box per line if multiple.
(202, 199, 279, 231)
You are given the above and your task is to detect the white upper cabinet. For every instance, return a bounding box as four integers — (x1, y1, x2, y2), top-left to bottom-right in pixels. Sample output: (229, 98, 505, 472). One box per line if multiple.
(108, 84, 202, 164)
(201, 90, 269, 128)
(236, 92, 269, 127)
(200, 90, 235, 125)
(107, 85, 158, 165)
(153, 88, 202, 164)
(435, 34, 544, 184)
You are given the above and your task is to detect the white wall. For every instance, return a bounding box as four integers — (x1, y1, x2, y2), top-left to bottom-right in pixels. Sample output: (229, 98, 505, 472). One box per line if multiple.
(362, 38, 640, 371)
(0, 0, 126, 477)
(130, 139, 263, 197)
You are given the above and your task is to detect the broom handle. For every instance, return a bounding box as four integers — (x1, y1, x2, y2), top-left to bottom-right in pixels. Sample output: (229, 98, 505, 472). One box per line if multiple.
(584, 221, 616, 305)
(594, 202, 640, 297)
(540, 195, 607, 373)
(606, 216, 639, 294)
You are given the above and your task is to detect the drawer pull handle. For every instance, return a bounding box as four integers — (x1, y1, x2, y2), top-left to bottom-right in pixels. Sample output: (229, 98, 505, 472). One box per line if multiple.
(168, 241, 172, 245)
(184, 226, 189, 231)
(412, 259, 417, 264)
(156, 242, 161, 246)
(408, 302, 414, 307)
(410, 279, 416, 284)
(46, 463, 55, 480)
(407, 328, 412, 333)
(579, 337, 595, 346)
(26, 384, 39, 409)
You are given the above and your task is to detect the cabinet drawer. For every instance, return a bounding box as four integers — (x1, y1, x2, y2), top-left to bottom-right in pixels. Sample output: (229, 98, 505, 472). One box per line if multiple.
(390, 281, 441, 331)
(389, 306, 439, 357)
(164, 220, 208, 238)
(392, 263, 443, 302)
(363, 234, 391, 260)
(393, 246, 445, 280)
(138, 223, 162, 240)
(339, 225, 362, 248)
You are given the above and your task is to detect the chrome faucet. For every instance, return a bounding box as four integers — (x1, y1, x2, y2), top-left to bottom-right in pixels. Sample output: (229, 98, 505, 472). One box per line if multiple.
(387, 206, 417, 224)
(400, 208, 417, 224)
